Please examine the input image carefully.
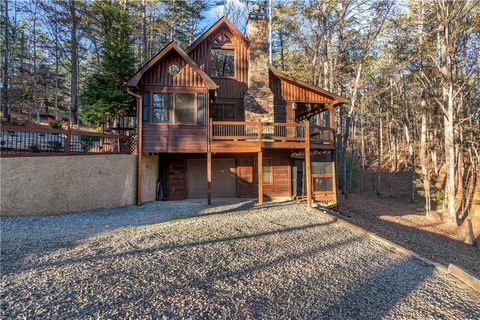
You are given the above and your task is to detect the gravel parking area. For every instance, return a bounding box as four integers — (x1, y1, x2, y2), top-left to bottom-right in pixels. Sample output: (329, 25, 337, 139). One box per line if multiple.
(1, 200, 480, 319)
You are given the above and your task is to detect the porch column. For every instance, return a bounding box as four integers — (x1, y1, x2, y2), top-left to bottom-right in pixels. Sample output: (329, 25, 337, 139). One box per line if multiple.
(258, 151, 263, 205)
(328, 104, 335, 143)
(305, 121, 312, 208)
(207, 150, 212, 205)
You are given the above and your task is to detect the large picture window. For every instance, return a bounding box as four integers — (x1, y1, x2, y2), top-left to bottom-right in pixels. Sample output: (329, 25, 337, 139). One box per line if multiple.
(211, 49, 234, 77)
(151, 92, 204, 125)
(175, 94, 195, 124)
(152, 93, 173, 123)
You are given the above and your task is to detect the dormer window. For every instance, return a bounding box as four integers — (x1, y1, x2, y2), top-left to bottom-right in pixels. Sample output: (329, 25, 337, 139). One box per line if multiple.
(211, 49, 234, 77)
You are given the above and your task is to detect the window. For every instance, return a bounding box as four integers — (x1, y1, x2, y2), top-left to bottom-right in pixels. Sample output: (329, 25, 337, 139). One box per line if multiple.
(197, 94, 205, 125)
(254, 158, 272, 185)
(142, 92, 150, 122)
(211, 49, 234, 77)
(175, 94, 195, 124)
(212, 104, 236, 121)
(152, 93, 173, 123)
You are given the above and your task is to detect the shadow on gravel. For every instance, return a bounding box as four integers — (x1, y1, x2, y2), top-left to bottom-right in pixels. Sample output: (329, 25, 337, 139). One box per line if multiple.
(315, 257, 436, 319)
(1, 218, 336, 276)
(0, 199, 264, 264)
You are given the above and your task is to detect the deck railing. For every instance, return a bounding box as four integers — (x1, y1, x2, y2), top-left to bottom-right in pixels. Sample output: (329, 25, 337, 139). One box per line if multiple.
(210, 121, 334, 146)
(0, 124, 131, 157)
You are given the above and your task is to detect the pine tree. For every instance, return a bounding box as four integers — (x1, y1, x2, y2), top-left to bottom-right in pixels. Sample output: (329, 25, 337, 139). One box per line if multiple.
(80, 1, 134, 128)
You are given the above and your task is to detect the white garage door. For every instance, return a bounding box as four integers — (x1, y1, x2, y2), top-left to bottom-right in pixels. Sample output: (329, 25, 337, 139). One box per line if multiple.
(187, 159, 236, 198)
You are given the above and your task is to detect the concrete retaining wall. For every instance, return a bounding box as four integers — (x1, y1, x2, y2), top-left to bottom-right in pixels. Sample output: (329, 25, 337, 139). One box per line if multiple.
(1, 154, 141, 216)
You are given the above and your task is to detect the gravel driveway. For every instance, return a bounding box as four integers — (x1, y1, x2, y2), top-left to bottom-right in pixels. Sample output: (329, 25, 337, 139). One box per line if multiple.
(1, 200, 479, 319)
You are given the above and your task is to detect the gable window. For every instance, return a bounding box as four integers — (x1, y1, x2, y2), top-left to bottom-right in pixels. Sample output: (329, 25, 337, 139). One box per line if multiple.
(211, 49, 234, 77)
(152, 93, 173, 123)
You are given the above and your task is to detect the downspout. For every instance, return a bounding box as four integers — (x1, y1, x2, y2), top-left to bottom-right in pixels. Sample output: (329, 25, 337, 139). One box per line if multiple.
(127, 87, 143, 205)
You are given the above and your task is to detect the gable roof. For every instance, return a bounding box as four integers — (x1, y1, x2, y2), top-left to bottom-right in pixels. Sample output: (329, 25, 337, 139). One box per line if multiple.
(186, 16, 249, 54)
(127, 41, 218, 89)
(269, 65, 348, 105)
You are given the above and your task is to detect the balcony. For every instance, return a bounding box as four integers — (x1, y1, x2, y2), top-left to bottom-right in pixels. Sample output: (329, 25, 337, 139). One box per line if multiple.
(209, 121, 335, 153)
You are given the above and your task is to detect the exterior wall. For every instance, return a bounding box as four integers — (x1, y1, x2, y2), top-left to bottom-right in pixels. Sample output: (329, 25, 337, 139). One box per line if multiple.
(143, 125, 207, 153)
(1, 155, 137, 216)
(140, 50, 206, 87)
(141, 154, 159, 202)
(166, 152, 292, 200)
(188, 23, 248, 100)
(237, 150, 291, 198)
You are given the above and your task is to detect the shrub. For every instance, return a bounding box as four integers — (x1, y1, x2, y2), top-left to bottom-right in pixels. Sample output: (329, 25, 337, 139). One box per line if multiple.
(47, 140, 63, 152)
(48, 120, 63, 129)
(28, 144, 41, 153)
(79, 135, 100, 152)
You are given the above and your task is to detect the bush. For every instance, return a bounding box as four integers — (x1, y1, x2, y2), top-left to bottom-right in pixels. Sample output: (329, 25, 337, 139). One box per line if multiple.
(48, 120, 63, 129)
(28, 144, 41, 153)
(79, 135, 100, 152)
(47, 140, 63, 152)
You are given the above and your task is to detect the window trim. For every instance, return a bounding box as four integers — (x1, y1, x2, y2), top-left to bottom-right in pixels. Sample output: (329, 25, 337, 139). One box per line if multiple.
(150, 92, 206, 126)
(210, 47, 235, 78)
(253, 157, 273, 185)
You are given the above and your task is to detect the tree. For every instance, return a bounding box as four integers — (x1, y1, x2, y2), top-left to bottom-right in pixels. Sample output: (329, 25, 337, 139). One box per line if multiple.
(80, 0, 134, 128)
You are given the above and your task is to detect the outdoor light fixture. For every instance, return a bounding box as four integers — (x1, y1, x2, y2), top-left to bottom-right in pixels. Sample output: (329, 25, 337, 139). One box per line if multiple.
(292, 102, 297, 110)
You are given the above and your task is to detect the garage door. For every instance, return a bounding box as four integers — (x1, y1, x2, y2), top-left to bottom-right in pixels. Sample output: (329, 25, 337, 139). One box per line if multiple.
(186, 159, 236, 198)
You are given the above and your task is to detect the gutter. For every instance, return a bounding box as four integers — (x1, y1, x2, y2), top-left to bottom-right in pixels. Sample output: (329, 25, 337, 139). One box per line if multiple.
(127, 87, 143, 205)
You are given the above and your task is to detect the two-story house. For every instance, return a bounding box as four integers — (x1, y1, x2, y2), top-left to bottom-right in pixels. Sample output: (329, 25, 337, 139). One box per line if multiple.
(127, 10, 347, 208)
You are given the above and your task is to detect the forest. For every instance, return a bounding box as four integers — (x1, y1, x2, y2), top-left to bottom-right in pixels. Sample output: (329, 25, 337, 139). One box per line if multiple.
(1, 0, 479, 226)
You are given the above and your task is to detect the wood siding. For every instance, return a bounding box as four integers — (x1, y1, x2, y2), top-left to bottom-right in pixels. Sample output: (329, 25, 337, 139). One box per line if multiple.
(270, 72, 333, 103)
(140, 51, 206, 87)
(189, 23, 248, 100)
(143, 125, 207, 153)
(165, 151, 292, 200)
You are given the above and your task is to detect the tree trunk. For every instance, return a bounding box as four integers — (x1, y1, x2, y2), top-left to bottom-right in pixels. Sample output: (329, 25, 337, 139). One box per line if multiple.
(420, 110, 431, 215)
(2, 0, 9, 120)
(69, 0, 79, 126)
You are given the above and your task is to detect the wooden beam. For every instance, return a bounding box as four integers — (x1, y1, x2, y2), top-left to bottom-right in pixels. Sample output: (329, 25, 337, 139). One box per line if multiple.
(305, 121, 312, 208)
(258, 151, 263, 205)
(207, 150, 212, 205)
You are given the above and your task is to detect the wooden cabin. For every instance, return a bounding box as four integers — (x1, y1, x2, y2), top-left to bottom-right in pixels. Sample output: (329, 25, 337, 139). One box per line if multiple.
(127, 13, 347, 208)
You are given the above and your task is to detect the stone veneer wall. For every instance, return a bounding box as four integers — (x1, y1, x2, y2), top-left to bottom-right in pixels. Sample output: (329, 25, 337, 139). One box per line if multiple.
(0, 154, 158, 216)
(244, 18, 275, 123)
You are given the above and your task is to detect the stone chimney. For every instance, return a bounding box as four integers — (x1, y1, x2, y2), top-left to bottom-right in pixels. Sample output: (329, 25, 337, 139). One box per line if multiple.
(243, 5, 274, 123)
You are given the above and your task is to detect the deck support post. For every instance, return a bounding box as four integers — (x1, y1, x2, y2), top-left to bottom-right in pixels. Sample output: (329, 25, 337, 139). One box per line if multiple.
(258, 150, 263, 205)
(305, 121, 312, 208)
(207, 149, 212, 205)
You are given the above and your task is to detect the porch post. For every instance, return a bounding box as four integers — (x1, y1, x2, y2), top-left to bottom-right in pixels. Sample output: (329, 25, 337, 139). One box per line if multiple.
(328, 104, 335, 143)
(305, 121, 312, 208)
(207, 150, 212, 205)
(258, 151, 263, 205)
(207, 116, 212, 205)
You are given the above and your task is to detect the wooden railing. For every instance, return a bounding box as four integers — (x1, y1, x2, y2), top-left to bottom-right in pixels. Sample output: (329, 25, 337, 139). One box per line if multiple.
(0, 124, 131, 157)
(210, 121, 335, 146)
(310, 125, 335, 144)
